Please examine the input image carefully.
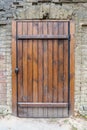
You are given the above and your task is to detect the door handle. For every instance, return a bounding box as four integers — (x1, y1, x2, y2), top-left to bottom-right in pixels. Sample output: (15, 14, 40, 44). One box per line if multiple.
(15, 67, 19, 74)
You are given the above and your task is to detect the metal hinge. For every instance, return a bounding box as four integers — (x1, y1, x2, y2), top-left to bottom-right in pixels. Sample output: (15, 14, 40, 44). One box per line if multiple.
(68, 34, 71, 41)
(68, 103, 70, 110)
(15, 67, 19, 74)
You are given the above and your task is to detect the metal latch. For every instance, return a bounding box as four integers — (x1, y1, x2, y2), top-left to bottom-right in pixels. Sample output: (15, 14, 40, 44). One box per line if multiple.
(15, 67, 19, 74)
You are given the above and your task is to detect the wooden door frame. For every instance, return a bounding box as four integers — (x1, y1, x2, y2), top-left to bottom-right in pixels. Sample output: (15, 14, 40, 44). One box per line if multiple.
(12, 20, 75, 116)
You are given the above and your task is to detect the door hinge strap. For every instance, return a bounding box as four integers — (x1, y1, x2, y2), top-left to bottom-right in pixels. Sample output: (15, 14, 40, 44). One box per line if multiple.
(68, 34, 71, 41)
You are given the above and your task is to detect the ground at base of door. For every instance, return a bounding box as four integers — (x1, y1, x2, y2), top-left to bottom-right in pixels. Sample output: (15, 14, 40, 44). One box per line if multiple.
(0, 115, 87, 130)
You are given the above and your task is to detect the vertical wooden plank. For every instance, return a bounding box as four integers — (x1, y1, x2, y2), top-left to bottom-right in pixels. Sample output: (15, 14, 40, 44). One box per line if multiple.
(53, 22, 58, 103)
(52, 108, 58, 118)
(43, 21, 48, 117)
(27, 108, 33, 117)
(18, 22, 23, 102)
(27, 22, 33, 102)
(57, 22, 64, 117)
(63, 22, 68, 117)
(27, 22, 33, 117)
(38, 22, 44, 117)
(43, 21, 48, 103)
(47, 22, 53, 103)
(63, 108, 68, 117)
(38, 22, 43, 102)
(22, 22, 28, 117)
(32, 21, 38, 117)
(12, 20, 17, 116)
(52, 22, 59, 117)
(57, 107, 63, 117)
(47, 21, 53, 118)
(63, 22, 68, 103)
(38, 108, 43, 117)
(32, 21, 38, 102)
(58, 22, 64, 103)
(17, 22, 24, 117)
(22, 22, 28, 101)
(70, 21, 75, 115)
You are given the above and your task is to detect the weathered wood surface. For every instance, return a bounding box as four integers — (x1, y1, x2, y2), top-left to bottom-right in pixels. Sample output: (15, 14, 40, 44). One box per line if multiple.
(12, 20, 74, 118)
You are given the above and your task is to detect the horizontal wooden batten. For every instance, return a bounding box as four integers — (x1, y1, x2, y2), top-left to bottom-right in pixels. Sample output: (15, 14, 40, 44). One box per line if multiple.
(17, 35, 69, 40)
(18, 102, 68, 108)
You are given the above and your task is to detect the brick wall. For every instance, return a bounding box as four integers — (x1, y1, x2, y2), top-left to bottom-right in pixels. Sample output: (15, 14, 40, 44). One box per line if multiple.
(0, 0, 87, 116)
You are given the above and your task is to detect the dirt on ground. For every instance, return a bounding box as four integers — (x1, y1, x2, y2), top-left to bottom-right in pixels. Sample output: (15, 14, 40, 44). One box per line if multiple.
(0, 115, 87, 130)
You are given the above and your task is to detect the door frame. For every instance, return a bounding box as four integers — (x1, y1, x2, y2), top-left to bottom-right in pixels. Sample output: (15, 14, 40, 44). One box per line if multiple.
(12, 20, 75, 116)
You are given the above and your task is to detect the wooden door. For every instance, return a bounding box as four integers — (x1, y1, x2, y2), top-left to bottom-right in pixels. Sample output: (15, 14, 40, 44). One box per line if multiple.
(12, 20, 75, 118)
